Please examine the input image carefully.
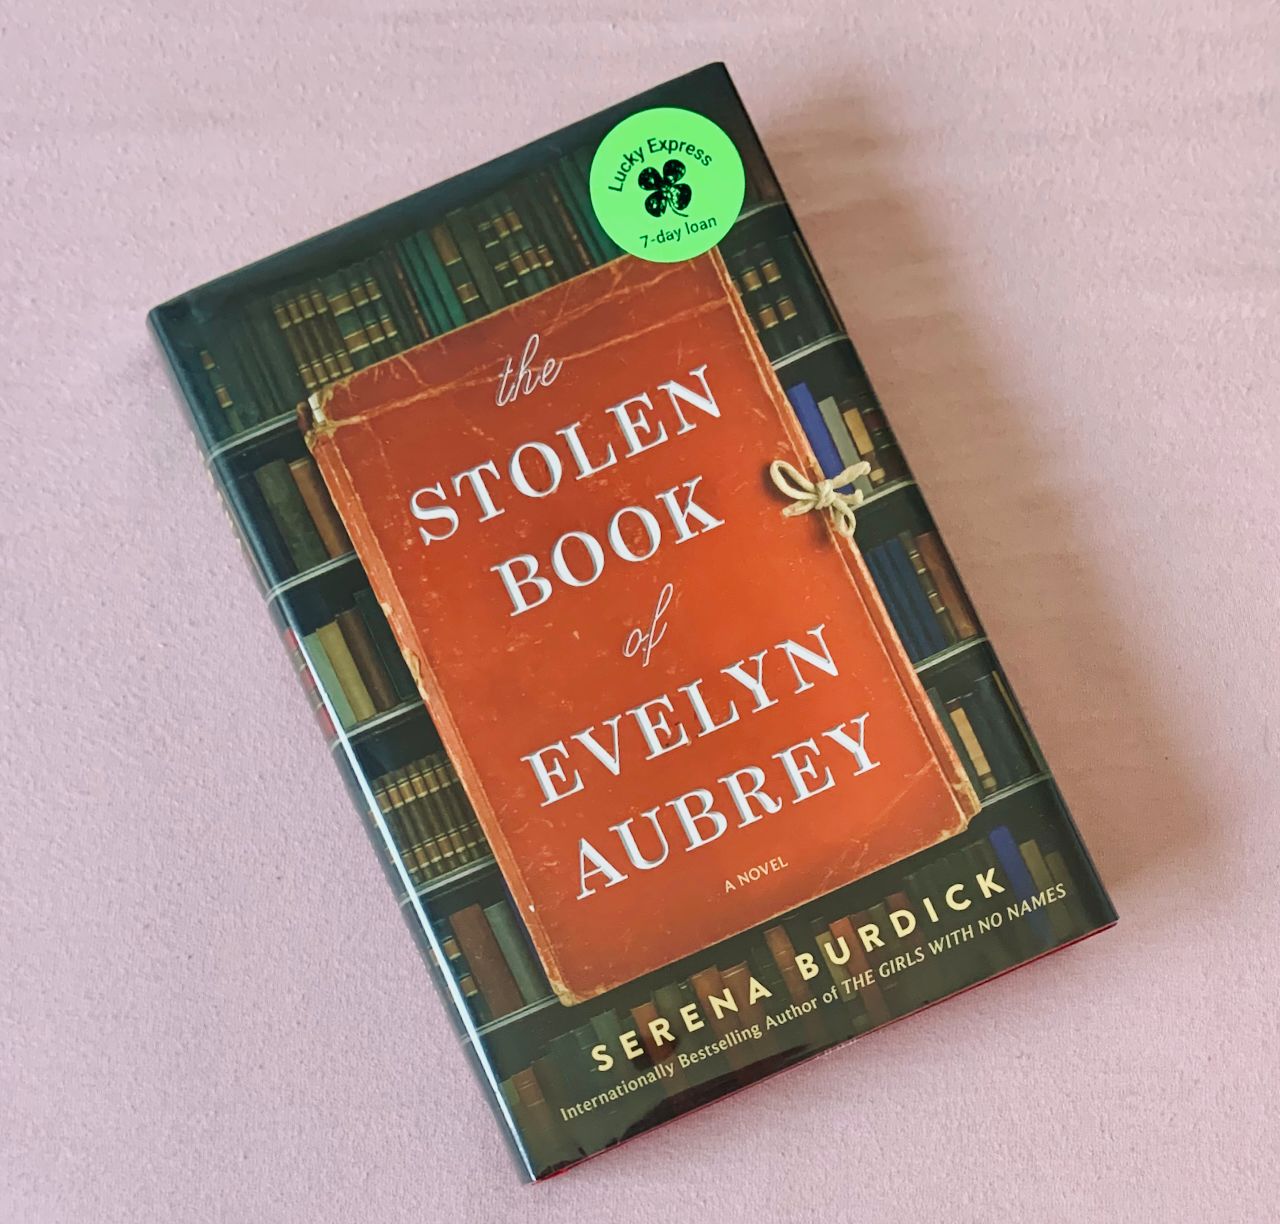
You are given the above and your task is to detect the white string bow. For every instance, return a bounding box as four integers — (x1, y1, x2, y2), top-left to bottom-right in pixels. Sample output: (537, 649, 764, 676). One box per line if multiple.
(769, 458, 872, 540)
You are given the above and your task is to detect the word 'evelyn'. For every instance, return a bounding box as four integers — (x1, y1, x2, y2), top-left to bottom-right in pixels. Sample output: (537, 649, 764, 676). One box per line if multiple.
(517, 624, 884, 901)
(406, 343, 728, 615)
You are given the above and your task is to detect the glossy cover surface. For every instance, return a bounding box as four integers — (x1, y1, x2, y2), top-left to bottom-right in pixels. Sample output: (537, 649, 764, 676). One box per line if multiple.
(148, 62, 1116, 1181)
(307, 251, 978, 1003)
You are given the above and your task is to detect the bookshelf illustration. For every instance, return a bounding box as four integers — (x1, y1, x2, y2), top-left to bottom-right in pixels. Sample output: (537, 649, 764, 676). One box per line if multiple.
(151, 81, 1111, 1179)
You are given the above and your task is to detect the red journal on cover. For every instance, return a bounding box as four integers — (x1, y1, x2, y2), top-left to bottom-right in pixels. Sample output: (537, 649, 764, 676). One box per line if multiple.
(306, 251, 978, 1002)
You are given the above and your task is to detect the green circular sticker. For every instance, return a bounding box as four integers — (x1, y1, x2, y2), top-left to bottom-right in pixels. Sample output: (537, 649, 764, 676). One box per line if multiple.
(589, 107, 746, 263)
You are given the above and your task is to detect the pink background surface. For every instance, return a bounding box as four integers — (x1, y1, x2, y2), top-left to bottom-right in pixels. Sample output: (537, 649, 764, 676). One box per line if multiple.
(3, 3, 1276, 1220)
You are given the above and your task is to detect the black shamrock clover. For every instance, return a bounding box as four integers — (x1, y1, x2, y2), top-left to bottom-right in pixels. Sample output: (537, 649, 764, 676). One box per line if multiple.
(639, 159, 693, 218)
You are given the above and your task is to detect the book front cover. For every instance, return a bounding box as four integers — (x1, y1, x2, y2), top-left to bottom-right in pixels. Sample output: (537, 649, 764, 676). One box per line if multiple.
(306, 251, 978, 1003)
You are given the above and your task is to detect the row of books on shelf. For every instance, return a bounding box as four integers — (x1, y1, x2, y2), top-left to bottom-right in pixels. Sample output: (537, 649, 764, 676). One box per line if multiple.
(299, 592, 417, 731)
(441, 898, 552, 1027)
(498, 824, 1086, 1169)
(929, 672, 1040, 797)
(243, 454, 351, 580)
(724, 234, 837, 360)
(785, 379, 908, 494)
(372, 752, 490, 888)
(784, 376, 987, 665)
(867, 531, 979, 663)
(194, 158, 781, 443)
(193, 155, 619, 439)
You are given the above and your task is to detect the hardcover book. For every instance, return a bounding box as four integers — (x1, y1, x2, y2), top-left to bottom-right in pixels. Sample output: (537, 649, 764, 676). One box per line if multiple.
(149, 62, 1115, 1180)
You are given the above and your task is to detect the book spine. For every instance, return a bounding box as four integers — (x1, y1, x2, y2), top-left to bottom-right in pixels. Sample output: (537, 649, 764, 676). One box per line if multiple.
(352, 589, 418, 703)
(882, 537, 948, 658)
(371, 251, 426, 349)
(232, 470, 296, 583)
(783, 382, 846, 480)
(1018, 837, 1075, 942)
(285, 628, 337, 741)
(570, 146, 621, 259)
(1045, 849, 1091, 934)
(252, 460, 329, 573)
(762, 923, 829, 1048)
(780, 234, 837, 341)
(512, 178, 574, 282)
(901, 531, 957, 645)
(474, 202, 521, 304)
(449, 905, 525, 1018)
(945, 699, 997, 794)
(987, 826, 1055, 950)
(244, 302, 306, 417)
(372, 779, 431, 882)
(271, 297, 320, 393)
(969, 674, 1024, 787)
(396, 235, 453, 338)
(321, 269, 371, 369)
(404, 763, 469, 864)
(840, 403, 884, 478)
(287, 457, 352, 559)
(554, 155, 608, 263)
(211, 320, 268, 426)
(497, 191, 551, 293)
(196, 348, 243, 438)
(538, 170, 593, 273)
(817, 397, 872, 494)
(506, 1068, 561, 1172)
(428, 225, 487, 322)
(991, 669, 1043, 774)
(753, 243, 799, 352)
(389, 768, 461, 878)
(344, 264, 388, 365)
(689, 966, 750, 1074)
(927, 687, 969, 780)
(303, 629, 356, 730)
(335, 608, 397, 713)
(828, 915, 890, 1025)
(446, 210, 506, 312)
(414, 758, 475, 860)
(865, 545, 924, 660)
(915, 531, 979, 640)
(300, 286, 353, 384)
(628, 999, 685, 1095)
(315, 620, 376, 724)
(484, 902, 548, 1005)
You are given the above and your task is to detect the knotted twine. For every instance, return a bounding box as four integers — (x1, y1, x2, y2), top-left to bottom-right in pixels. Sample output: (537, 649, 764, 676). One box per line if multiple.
(768, 459, 872, 540)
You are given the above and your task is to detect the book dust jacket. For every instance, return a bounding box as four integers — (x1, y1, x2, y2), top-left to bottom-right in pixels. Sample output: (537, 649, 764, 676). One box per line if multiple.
(149, 63, 1115, 1180)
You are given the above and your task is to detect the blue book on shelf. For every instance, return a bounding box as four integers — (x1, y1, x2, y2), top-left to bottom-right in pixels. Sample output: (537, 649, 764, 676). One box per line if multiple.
(865, 544, 925, 660)
(973, 674, 1035, 784)
(785, 382, 849, 485)
(988, 825, 1055, 949)
(870, 542, 931, 665)
(882, 537, 949, 659)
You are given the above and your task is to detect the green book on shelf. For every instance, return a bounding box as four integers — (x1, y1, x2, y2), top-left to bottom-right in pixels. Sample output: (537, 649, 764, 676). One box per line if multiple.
(251, 460, 329, 573)
(301, 630, 354, 730)
(483, 900, 547, 1007)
